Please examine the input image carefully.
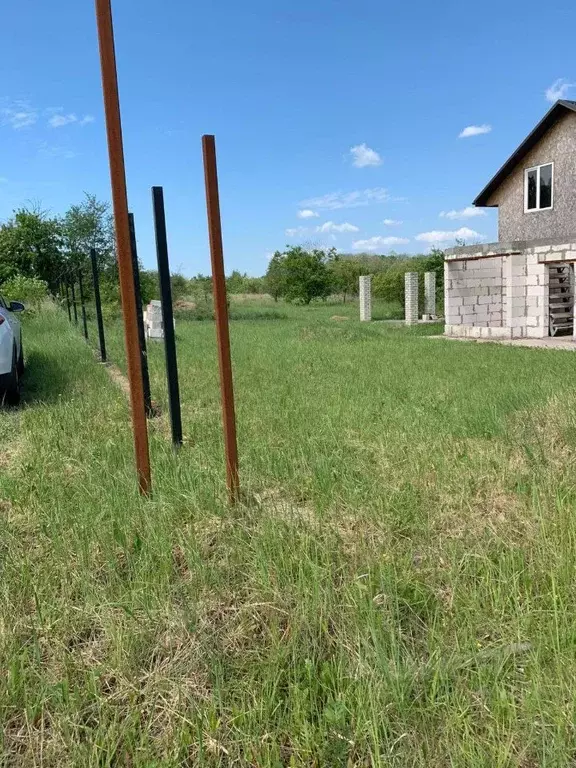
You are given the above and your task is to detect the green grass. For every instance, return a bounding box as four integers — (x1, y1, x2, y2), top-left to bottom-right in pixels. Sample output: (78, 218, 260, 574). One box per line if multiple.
(3, 299, 576, 765)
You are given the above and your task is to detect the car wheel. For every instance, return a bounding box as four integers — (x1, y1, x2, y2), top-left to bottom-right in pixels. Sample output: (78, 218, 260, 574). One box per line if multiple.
(17, 341, 24, 377)
(4, 346, 21, 406)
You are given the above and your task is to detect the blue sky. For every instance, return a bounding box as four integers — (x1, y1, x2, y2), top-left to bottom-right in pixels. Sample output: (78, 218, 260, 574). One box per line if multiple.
(1, 0, 575, 275)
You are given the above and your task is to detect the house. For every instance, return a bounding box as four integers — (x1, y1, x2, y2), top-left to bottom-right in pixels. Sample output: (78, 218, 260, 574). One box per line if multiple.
(444, 99, 576, 339)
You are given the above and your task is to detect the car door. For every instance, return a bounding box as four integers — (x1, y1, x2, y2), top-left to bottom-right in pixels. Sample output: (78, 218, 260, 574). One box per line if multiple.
(0, 294, 20, 356)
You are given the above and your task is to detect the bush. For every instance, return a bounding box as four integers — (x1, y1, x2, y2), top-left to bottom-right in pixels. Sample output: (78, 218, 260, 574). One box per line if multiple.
(0, 275, 48, 310)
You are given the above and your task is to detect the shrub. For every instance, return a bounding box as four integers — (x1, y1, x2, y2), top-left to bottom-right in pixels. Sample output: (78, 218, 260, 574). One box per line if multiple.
(0, 274, 48, 310)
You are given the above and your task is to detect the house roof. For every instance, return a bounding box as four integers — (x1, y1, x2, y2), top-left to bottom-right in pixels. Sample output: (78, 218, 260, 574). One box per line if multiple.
(473, 99, 576, 207)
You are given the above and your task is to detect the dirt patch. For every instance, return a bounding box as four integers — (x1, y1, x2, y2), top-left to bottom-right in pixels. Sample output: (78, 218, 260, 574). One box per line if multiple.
(330, 315, 349, 321)
(175, 299, 197, 310)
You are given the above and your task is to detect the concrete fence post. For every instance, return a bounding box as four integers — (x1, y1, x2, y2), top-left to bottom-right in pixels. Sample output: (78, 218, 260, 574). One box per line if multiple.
(424, 271, 436, 319)
(359, 275, 372, 321)
(405, 272, 418, 325)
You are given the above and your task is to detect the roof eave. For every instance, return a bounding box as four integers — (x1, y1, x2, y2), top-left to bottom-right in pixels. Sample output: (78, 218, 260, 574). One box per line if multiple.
(473, 100, 576, 207)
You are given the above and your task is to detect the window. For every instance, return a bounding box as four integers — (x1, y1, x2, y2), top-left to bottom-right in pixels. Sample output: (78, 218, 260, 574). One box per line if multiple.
(525, 163, 553, 211)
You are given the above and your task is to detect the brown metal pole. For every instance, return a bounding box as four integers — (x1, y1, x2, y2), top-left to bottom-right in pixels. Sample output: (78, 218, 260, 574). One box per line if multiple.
(202, 135, 239, 504)
(94, 0, 151, 495)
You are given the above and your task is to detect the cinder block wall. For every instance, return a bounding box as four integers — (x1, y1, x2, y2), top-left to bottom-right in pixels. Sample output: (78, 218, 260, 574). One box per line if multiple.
(444, 256, 505, 336)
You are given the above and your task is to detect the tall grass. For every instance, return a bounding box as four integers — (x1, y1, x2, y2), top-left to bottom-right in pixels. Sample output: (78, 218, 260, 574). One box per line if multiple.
(2, 303, 576, 765)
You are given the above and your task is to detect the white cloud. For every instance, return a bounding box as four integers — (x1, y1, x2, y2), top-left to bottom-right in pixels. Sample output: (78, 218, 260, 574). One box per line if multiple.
(1, 102, 37, 130)
(48, 112, 94, 128)
(353, 236, 410, 251)
(350, 143, 382, 168)
(458, 124, 492, 138)
(317, 221, 359, 233)
(383, 218, 402, 226)
(49, 113, 77, 128)
(545, 78, 575, 103)
(285, 226, 309, 238)
(440, 206, 486, 220)
(415, 227, 482, 244)
(297, 209, 319, 219)
(300, 187, 390, 211)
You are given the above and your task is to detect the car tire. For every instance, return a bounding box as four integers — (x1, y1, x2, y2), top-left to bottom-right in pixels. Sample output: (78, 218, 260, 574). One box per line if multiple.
(3, 346, 21, 406)
(17, 341, 24, 377)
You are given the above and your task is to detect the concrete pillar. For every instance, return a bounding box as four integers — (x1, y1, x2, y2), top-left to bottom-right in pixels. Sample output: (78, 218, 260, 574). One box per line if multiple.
(424, 272, 436, 319)
(359, 275, 372, 322)
(405, 272, 418, 325)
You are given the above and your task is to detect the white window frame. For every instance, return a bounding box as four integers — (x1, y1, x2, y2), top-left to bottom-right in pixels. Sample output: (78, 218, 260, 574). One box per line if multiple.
(524, 162, 554, 213)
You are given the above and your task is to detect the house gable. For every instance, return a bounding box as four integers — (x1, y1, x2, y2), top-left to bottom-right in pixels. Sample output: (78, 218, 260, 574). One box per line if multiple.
(474, 100, 576, 207)
(487, 111, 576, 241)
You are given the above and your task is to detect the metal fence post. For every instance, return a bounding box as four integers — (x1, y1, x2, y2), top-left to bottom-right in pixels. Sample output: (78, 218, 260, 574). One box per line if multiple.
(78, 269, 89, 340)
(95, 0, 152, 495)
(70, 278, 79, 325)
(64, 280, 72, 322)
(129, 213, 152, 417)
(152, 186, 183, 447)
(202, 135, 240, 504)
(90, 249, 107, 362)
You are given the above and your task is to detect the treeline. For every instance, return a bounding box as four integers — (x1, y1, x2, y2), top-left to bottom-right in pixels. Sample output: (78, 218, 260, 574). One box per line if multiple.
(0, 196, 444, 310)
(263, 246, 444, 306)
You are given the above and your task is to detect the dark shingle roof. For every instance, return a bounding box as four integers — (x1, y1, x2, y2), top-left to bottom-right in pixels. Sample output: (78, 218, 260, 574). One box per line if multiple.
(473, 100, 576, 207)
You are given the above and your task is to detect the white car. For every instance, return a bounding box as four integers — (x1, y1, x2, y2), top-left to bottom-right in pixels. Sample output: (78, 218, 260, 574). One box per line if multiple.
(0, 294, 24, 405)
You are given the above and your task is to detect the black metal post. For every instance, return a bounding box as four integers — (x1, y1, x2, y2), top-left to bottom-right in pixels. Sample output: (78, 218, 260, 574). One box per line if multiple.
(129, 213, 152, 417)
(65, 280, 72, 322)
(152, 186, 182, 447)
(70, 279, 78, 325)
(90, 249, 107, 363)
(78, 269, 89, 341)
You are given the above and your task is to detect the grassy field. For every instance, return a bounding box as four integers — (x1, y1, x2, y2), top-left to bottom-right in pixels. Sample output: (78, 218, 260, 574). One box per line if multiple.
(3, 298, 576, 766)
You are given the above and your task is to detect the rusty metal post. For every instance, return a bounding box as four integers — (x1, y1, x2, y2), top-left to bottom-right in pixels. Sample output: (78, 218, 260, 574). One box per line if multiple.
(94, 0, 151, 495)
(202, 135, 239, 504)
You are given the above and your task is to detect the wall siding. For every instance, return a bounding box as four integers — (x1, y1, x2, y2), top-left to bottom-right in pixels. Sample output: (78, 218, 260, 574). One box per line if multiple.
(488, 112, 576, 242)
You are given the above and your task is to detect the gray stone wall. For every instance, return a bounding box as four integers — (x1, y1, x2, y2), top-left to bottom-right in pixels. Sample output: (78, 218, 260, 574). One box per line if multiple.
(444, 257, 505, 333)
(488, 111, 576, 242)
(443, 240, 576, 339)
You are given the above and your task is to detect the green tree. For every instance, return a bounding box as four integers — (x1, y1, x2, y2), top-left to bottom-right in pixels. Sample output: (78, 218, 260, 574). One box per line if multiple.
(0, 206, 63, 288)
(227, 270, 248, 294)
(61, 193, 115, 271)
(170, 273, 189, 301)
(274, 246, 332, 304)
(328, 256, 364, 303)
(265, 252, 288, 301)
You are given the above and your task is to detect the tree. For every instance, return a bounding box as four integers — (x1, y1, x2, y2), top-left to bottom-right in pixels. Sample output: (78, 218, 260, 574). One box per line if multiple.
(328, 256, 364, 303)
(272, 246, 332, 304)
(61, 193, 115, 271)
(0, 205, 63, 288)
(265, 252, 288, 301)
